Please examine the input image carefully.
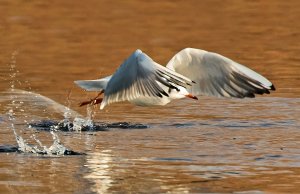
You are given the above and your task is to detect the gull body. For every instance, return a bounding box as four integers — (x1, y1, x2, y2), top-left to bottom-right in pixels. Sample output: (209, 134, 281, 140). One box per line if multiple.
(129, 84, 190, 106)
(75, 48, 275, 109)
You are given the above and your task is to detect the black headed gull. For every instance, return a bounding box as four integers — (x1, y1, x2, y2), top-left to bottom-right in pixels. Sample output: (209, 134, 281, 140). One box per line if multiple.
(75, 48, 275, 109)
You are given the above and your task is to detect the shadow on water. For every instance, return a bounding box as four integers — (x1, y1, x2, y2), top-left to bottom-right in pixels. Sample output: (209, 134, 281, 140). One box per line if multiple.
(0, 144, 83, 155)
(29, 120, 148, 132)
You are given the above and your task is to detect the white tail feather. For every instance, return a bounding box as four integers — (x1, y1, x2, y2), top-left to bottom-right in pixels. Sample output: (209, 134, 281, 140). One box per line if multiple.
(74, 75, 111, 91)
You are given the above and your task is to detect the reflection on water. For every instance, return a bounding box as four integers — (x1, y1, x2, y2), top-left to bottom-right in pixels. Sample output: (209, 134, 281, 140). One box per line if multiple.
(82, 112, 300, 193)
(80, 97, 300, 193)
(85, 150, 114, 193)
(0, 0, 300, 193)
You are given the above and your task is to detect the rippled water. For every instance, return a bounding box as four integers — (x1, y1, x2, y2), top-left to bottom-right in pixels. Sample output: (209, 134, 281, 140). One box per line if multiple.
(0, 0, 300, 193)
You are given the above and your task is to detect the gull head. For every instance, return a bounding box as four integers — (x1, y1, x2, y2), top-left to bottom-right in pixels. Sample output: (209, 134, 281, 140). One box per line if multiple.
(169, 86, 198, 100)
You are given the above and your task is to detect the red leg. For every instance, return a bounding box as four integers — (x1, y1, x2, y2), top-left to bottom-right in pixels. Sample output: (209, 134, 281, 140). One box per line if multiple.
(78, 90, 104, 107)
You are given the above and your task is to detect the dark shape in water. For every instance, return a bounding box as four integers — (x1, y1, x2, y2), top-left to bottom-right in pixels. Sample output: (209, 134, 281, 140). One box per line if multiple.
(170, 122, 195, 128)
(29, 120, 148, 131)
(63, 149, 85, 155)
(33, 149, 84, 155)
(0, 145, 84, 155)
(0, 145, 19, 153)
(107, 122, 148, 129)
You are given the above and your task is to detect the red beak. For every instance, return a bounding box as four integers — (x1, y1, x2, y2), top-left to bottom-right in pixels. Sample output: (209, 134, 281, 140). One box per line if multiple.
(185, 93, 198, 100)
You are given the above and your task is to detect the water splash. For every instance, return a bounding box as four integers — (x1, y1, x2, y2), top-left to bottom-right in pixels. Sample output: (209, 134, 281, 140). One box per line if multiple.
(8, 51, 19, 90)
(1, 89, 142, 132)
(2, 88, 148, 132)
(5, 95, 76, 155)
(3, 52, 81, 155)
(5, 98, 83, 155)
(1, 51, 146, 156)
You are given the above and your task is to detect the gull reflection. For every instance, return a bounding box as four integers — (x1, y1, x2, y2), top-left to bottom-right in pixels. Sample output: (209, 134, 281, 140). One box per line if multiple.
(84, 150, 113, 194)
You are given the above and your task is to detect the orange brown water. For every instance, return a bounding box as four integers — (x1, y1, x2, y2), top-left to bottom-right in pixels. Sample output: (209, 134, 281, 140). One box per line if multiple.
(0, 0, 300, 193)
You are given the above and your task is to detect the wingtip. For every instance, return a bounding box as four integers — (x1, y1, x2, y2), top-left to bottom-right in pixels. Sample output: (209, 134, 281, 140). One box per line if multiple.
(270, 84, 276, 91)
(74, 80, 85, 88)
(99, 103, 105, 110)
(135, 49, 143, 54)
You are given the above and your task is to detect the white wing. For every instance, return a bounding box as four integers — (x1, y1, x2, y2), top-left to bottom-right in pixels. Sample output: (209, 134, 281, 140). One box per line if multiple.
(166, 48, 275, 98)
(100, 49, 194, 109)
(74, 75, 112, 91)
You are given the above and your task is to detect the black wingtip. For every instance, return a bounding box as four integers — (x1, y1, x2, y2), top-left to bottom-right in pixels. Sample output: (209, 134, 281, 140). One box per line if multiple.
(192, 80, 197, 84)
(161, 90, 169, 97)
(270, 84, 276, 91)
(246, 93, 255, 98)
(156, 93, 163, 98)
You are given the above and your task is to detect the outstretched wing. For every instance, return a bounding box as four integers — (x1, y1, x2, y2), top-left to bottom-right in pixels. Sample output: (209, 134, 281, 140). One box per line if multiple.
(166, 48, 275, 98)
(100, 49, 194, 109)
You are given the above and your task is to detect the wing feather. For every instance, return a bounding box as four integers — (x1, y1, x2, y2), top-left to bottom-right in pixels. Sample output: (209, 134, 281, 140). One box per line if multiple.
(166, 48, 275, 98)
(100, 49, 193, 109)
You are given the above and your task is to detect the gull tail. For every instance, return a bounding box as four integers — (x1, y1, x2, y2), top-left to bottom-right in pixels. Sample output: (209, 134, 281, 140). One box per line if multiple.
(74, 75, 112, 91)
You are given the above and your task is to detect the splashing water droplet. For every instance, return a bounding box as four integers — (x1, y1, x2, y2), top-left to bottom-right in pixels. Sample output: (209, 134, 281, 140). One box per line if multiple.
(4, 51, 77, 155)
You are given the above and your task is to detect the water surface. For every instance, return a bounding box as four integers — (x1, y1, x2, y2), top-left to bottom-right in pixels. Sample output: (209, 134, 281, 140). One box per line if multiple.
(0, 0, 300, 193)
